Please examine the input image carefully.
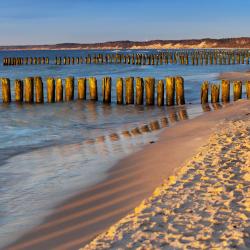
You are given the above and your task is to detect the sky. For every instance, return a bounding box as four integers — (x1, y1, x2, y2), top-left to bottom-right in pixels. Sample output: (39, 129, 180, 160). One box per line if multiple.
(0, 0, 250, 45)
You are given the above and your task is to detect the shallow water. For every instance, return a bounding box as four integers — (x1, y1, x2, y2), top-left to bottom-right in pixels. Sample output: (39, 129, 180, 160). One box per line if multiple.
(0, 49, 249, 248)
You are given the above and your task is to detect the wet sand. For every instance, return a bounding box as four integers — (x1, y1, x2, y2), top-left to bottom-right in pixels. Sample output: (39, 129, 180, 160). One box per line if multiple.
(83, 101, 250, 249)
(219, 71, 250, 81)
(7, 100, 249, 250)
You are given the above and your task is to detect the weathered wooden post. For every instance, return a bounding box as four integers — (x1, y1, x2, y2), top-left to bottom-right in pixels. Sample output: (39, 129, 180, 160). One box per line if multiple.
(221, 79, 230, 103)
(157, 80, 164, 106)
(24, 77, 34, 103)
(56, 78, 63, 102)
(246, 80, 250, 99)
(102, 77, 112, 103)
(211, 84, 220, 103)
(116, 78, 123, 104)
(89, 77, 98, 101)
(47, 77, 55, 103)
(201, 81, 209, 104)
(78, 78, 86, 100)
(1, 78, 11, 103)
(135, 77, 144, 105)
(175, 76, 185, 105)
(233, 81, 242, 101)
(145, 77, 155, 105)
(15, 80, 23, 102)
(166, 77, 175, 106)
(125, 77, 134, 104)
(34, 76, 44, 103)
(65, 76, 74, 101)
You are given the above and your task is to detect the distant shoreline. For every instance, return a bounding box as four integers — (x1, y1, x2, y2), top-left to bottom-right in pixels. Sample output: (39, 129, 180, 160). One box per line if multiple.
(1, 37, 250, 51)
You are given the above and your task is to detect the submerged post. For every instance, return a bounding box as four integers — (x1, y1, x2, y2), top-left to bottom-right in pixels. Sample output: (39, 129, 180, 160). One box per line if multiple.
(125, 77, 134, 104)
(47, 77, 55, 103)
(246, 80, 250, 99)
(116, 78, 123, 104)
(65, 76, 74, 101)
(56, 78, 63, 102)
(221, 79, 230, 103)
(135, 77, 144, 105)
(34, 76, 44, 103)
(1, 78, 11, 103)
(102, 77, 112, 103)
(166, 77, 175, 106)
(145, 77, 155, 105)
(78, 78, 86, 100)
(24, 77, 34, 103)
(233, 81, 242, 101)
(89, 77, 98, 101)
(15, 79, 23, 102)
(157, 80, 164, 106)
(175, 76, 185, 105)
(201, 81, 209, 104)
(211, 84, 220, 103)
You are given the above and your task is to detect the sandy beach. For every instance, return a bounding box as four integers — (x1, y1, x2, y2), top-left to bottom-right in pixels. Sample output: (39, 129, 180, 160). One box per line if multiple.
(6, 100, 249, 250)
(83, 100, 250, 249)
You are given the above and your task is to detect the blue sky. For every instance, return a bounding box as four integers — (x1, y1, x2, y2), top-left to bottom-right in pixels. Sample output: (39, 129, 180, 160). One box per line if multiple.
(0, 0, 250, 45)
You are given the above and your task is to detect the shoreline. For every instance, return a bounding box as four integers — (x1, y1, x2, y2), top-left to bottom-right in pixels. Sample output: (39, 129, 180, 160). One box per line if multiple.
(6, 100, 249, 250)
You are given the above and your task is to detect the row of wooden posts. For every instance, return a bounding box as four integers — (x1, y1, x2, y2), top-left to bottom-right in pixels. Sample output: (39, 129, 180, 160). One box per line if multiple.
(3, 50, 250, 66)
(201, 80, 250, 103)
(1, 76, 185, 106)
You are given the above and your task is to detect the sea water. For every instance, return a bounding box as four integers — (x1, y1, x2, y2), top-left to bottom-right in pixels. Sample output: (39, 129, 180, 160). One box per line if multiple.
(0, 49, 249, 248)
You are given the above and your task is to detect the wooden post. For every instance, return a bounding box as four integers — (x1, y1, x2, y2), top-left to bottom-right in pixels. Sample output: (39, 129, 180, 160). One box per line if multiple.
(125, 77, 134, 104)
(221, 79, 230, 103)
(157, 80, 164, 106)
(47, 77, 55, 103)
(89, 77, 98, 101)
(78, 78, 86, 100)
(166, 77, 175, 106)
(233, 81, 242, 101)
(246, 80, 250, 100)
(56, 78, 63, 102)
(1, 78, 11, 103)
(135, 77, 144, 105)
(34, 76, 44, 103)
(102, 77, 112, 103)
(211, 84, 220, 103)
(116, 78, 123, 104)
(201, 81, 209, 104)
(145, 77, 155, 105)
(65, 76, 74, 101)
(175, 76, 185, 105)
(24, 77, 34, 103)
(15, 80, 23, 102)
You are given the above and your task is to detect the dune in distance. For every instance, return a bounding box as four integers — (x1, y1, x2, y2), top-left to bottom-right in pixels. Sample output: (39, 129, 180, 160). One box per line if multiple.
(1, 37, 250, 51)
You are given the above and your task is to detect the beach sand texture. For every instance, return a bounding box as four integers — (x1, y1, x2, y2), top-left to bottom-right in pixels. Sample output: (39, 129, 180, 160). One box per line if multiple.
(82, 111, 250, 249)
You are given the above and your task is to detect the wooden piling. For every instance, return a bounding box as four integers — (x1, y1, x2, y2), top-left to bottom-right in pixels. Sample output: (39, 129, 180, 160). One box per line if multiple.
(135, 77, 144, 105)
(1, 78, 11, 103)
(211, 84, 220, 103)
(246, 80, 250, 99)
(47, 77, 55, 103)
(116, 78, 123, 104)
(78, 78, 86, 100)
(34, 76, 44, 103)
(157, 80, 164, 106)
(201, 81, 209, 104)
(65, 76, 74, 101)
(89, 77, 98, 101)
(221, 79, 230, 103)
(102, 77, 112, 103)
(15, 80, 23, 102)
(175, 76, 185, 105)
(145, 77, 155, 105)
(233, 81, 242, 101)
(24, 77, 34, 103)
(125, 77, 134, 104)
(166, 77, 175, 106)
(56, 78, 63, 102)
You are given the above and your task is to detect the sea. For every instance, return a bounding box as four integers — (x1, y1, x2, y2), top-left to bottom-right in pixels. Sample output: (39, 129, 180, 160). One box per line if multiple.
(0, 49, 249, 248)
